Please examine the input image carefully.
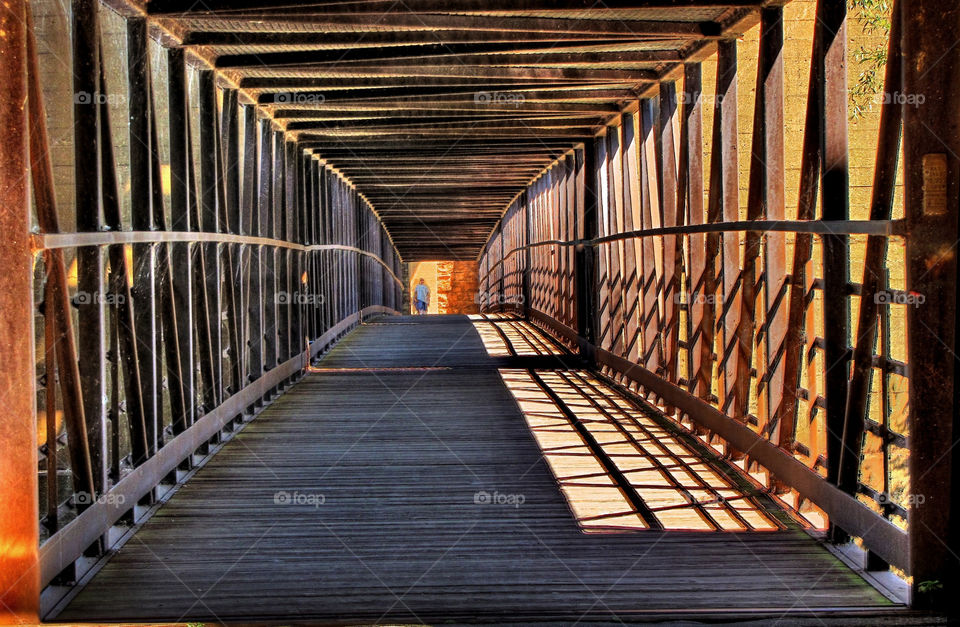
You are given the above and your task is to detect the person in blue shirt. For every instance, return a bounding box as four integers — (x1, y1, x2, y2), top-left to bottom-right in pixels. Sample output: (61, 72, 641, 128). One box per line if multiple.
(414, 278, 430, 315)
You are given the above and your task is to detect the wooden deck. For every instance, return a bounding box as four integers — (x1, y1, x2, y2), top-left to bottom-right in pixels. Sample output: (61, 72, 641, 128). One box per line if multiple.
(55, 316, 898, 624)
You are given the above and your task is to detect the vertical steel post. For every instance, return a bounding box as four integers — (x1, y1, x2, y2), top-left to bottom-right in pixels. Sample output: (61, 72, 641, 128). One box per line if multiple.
(901, 0, 960, 608)
(0, 1, 38, 620)
(575, 141, 599, 361)
(74, 0, 107, 494)
(168, 47, 195, 432)
(818, 0, 851, 500)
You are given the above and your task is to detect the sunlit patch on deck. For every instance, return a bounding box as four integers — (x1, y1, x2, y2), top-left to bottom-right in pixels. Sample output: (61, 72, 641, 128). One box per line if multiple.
(469, 314, 567, 357)
(500, 368, 783, 533)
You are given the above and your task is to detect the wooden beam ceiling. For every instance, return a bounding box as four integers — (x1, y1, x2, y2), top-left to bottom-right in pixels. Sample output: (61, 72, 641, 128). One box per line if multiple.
(147, 0, 768, 15)
(145, 0, 762, 260)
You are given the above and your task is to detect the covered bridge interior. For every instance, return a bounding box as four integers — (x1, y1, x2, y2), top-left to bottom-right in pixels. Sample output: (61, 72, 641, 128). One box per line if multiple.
(1, 0, 959, 623)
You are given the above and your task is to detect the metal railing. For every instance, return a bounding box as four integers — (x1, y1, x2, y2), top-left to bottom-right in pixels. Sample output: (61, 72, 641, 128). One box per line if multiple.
(25, 0, 402, 594)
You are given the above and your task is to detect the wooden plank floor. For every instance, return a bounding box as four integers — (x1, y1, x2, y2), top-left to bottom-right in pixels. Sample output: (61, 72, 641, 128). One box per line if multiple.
(56, 315, 897, 624)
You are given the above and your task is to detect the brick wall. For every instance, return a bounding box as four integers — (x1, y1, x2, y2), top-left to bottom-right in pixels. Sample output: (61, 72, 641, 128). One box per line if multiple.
(436, 261, 479, 314)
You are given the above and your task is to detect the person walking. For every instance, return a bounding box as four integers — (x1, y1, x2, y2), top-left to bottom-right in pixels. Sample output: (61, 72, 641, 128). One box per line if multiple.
(414, 278, 430, 315)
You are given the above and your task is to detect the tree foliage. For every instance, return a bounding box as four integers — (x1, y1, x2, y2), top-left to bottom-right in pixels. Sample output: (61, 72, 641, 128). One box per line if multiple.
(850, 0, 892, 121)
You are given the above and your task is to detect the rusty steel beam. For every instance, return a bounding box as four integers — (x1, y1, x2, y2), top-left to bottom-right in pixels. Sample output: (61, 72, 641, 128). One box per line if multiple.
(259, 87, 639, 105)
(0, 0, 38, 621)
(285, 115, 608, 131)
(168, 13, 723, 37)
(273, 101, 622, 114)
(713, 41, 742, 428)
(180, 15, 722, 36)
(758, 7, 787, 449)
(774, 4, 823, 470)
(733, 8, 784, 436)
(241, 67, 653, 86)
(199, 69, 224, 408)
(699, 40, 738, 416)
(620, 115, 642, 366)
(817, 0, 851, 502)
(97, 35, 149, 470)
(608, 127, 629, 354)
(148, 64, 188, 441)
(838, 1, 902, 507)
(681, 63, 707, 404)
(187, 101, 218, 419)
(901, 0, 960, 608)
(659, 82, 682, 392)
(129, 17, 161, 461)
(639, 101, 665, 375)
(168, 47, 196, 432)
(243, 106, 268, 390)
(217, 42, 680, 68)
(216, 89, 243, 396)
(26, 0, 96, 519)
(183, 29, 662, 47)
(147, 0, 768, 14)
(73, 0, 105, 502)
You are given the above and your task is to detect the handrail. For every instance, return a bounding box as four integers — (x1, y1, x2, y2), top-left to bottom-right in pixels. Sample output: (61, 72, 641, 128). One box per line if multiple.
(522, 306, 910, 573)
(32, 231, 404, 286)
(478, 218, 905, 278)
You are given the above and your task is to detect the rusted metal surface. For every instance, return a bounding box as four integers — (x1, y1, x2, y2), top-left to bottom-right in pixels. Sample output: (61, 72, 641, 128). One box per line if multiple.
(74, 0, 106, 499)
(0, 0, 38, 620)
(575, 144, 598, 354)
(838, 1, 903, 502)
(773, 4, 823, 470)
(901, 0, 960, 606)
(681, 63, 706, 402)
(733, 8, 784, 435)
(818, 0, 851, 501)
(148, 67, 189, 441)
(659, 83, 682, 391)
(200, 69, 224, 408)
(26, 1, 96, 507)
(97, 42, 149, 469)
(757, 7, 787, 449)
(638, 100, 664, 375)
(714, 41, 742, 427)
(701, 40, 738, 420)
(621, 116, 642, 367)
(168, 47, 195, 432)
(129, 17, 161, 459)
